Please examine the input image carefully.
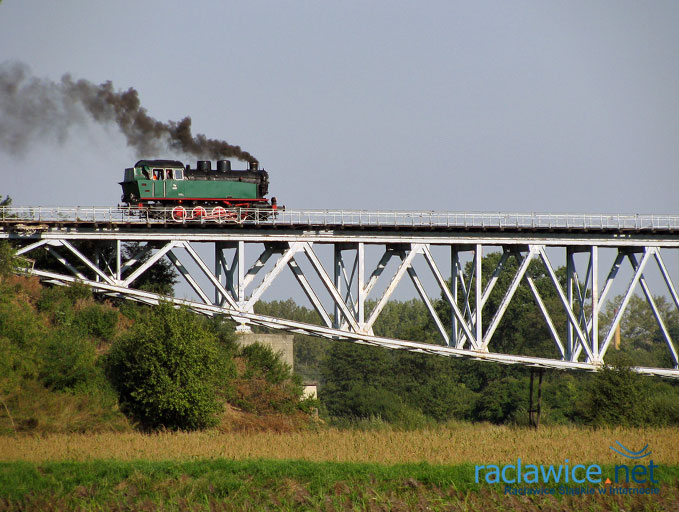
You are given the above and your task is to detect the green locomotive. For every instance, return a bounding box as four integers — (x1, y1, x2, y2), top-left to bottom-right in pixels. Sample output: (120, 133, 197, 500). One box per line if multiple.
(120, 159, 276, 219)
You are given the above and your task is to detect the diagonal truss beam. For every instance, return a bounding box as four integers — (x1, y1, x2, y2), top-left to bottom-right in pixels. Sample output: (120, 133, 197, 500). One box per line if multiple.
(513, 249, 566, 359)
(122, 241, 177, 287)
(573, 251, 626, 360)
(481, 246, 537, 351)
(287, 256, 333, 328)
(59, 240, 116, 285)
(364, 245, 422, 333)
(627, 252, 679, 367)
(364, 249, 394, 298)
(44, 245, 87, 280)
(180, 241, 240, 310)
(339, 251, 358, 308)
(301, 242, 361, 332)
(242, 246, 276, 289)
(397, 250, 450, 345)
(599, 248, 653, 358)
(450, 248, 512, 350)
(120, 244, 153, 274)
(245, 242, 303, 310)
(656, 250, 679, 312)
(15, 239, 49, 256)
(538, 247, 595, 362)
(421, 245, 479, 349)
(167, 250, 211, 305)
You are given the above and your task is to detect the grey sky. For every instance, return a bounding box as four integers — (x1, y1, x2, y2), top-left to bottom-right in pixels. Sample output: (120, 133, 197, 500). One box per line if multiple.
(1, 0, 678, 213)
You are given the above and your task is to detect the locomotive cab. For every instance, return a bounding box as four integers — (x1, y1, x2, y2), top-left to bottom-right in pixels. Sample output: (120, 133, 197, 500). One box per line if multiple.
(120, 160, 185, 205)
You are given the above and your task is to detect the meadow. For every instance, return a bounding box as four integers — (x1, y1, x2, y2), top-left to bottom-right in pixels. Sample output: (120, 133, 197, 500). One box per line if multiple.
(2, 423, 679, 465)
(1, 424, 678, 511)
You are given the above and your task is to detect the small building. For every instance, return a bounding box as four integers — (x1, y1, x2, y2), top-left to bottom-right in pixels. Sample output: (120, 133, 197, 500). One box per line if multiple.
(302, 383, 318, 400)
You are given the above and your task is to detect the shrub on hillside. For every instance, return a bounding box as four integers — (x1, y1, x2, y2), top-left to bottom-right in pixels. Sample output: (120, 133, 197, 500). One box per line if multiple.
(105, 303, 226, 430)
(0, 276, 131, 433)
(233, 342, 308, 415)
(73, 302, 119, 340)
(0, 241, 19, 277)
(240, 342, 293, 384)
(39, 330, 97, 391)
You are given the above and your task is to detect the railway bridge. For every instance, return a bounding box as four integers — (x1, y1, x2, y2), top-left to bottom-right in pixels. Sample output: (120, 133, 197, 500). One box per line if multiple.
(2, 206, 679, 378)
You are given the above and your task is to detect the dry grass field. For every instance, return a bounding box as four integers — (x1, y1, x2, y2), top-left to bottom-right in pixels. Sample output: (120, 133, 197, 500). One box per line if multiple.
(3, 423, 678, 465)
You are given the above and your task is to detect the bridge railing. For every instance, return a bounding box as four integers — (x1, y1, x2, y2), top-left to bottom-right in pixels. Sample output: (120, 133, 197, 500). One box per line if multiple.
(2, 206, 679, 231)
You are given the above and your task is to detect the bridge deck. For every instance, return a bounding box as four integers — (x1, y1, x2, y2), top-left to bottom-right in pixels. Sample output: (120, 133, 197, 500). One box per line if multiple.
(2, 206, 679, 234)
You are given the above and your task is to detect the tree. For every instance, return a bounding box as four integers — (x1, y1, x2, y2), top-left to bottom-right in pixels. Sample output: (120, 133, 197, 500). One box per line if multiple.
(0, 196, 19, 277)
(472, 376, 527, 424)
(105, 303, 225, 430)
(320, 342, 397, 418)
(371, 299, 440, 344)
(579, 360, 651, 427)
(600, 294, 678, 368)
(320, 310, 481, 424)
(0, 240, 20, 278)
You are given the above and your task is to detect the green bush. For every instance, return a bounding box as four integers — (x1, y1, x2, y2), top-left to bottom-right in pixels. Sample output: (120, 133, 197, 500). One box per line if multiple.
(36, 284, 93, 329)
(233, 342, 305, 415)
(647, 386, 679, 426)
(321, 382, 429, 429)
(39, 330, 97, 391)
(240, 342, 293, 385)
(579, 362, 652, 427)
(104, 303, 224, 430)
(472, 376, 527, 424)
(417, 382, 478, 422)
(0, 240, 20, 277)
(73, 304, 118, 340)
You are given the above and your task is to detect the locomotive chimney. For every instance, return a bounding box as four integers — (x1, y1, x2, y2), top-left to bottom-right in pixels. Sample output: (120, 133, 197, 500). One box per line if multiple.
(197, 160, 211, 172)
(249, 161, 259, 171)
(217, 160, 231, 172)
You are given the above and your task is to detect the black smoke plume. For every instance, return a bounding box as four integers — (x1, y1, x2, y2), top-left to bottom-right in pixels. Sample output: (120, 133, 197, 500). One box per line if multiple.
(0, 61, 258, 163)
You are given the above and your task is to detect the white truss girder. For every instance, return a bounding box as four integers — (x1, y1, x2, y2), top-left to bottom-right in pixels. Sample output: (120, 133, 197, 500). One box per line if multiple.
(6, 222, 679, 377)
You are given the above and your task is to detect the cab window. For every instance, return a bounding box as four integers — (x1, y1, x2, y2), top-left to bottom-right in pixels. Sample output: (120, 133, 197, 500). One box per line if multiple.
(166, 169, 174, 180)
(153, 168, 163, 180)
(175, 169, 184, 180)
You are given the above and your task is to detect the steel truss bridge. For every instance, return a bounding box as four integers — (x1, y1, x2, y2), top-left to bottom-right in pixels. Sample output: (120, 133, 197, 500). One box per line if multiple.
(3, 206, 679, 378)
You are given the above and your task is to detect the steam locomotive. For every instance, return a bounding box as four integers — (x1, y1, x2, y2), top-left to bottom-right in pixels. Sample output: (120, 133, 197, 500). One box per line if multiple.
(120, 159, 277, 220)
